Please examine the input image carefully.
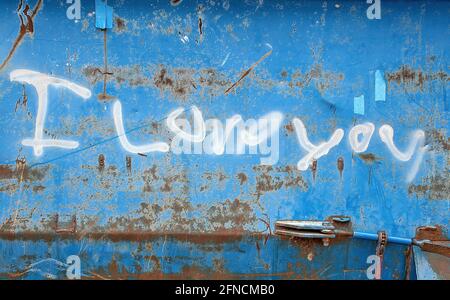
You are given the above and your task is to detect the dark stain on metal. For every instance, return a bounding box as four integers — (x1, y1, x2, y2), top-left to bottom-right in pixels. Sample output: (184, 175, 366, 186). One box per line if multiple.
(170, 0, 183, 6)
(0, 0, 43, 72)
(358, 153, 382, 164)
(113, 16, 127, 33)
(255, 240, 261, 258)
(153, 67, 175, 92)
(126, 156, 132, 174)
(337, 157, 344, 178)
(198, 17, 203, 37)
(236, 172, 247, 185)
(32, 185, 45, 193)
(311, 159, 317, 181)
(224, 49, 272, 95)
(98, 154, 105, 171)
(14, 84, 28, 112)
(137, 153, 148, 157)
(284, 122, 294, 135)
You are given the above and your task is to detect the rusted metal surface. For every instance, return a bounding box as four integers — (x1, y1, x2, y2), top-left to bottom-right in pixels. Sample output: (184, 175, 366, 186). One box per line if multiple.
(0, 234, 411, 280)
(0, 0, 448, 279)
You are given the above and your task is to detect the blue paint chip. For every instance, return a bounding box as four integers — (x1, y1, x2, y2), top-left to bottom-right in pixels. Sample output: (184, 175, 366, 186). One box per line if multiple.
(95, 0, 113, 29)
(354, 95, 365, 115)
(375, 70, 386, 101)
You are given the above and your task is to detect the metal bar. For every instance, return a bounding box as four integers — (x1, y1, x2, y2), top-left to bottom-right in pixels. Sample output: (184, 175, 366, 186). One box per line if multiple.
(353, 231, 412, 245)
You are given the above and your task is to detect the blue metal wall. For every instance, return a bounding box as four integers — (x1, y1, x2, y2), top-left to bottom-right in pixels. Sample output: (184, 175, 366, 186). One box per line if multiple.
(0, 0, 448, 279)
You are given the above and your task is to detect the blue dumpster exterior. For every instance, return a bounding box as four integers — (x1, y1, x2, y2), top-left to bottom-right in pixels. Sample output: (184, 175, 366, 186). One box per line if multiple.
(0, 0, 448, 279)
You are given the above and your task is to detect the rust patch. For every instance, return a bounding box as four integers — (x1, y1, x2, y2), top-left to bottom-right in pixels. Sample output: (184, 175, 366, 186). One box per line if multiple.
(311, 159, 317, 181)
(83, 64, 230, 100)
(408, 174, 450, 200)
(113, 16, 127, 34)
(160, 172, 189, 192)
(255, 168, 283, 193)
(81, 61, 343, 100)
(358, 153, 382, 164)
(425, 251, 450, 279)
(98, 154, 105, 171)
(253, 165, 308, 195)
(206, 198, 257, 232)
(284, 122, 294, 135)
(0, 0, 43, 72)
(84, 262, 296, 280)
(0, 161, 49, 183)
(337, 157, 344, 178)
(427, 129, 450, 151)
(200, 171, 228, 192)
(153, 66, 196, 99)
(415, 225, 446, 241)
(236, 172, 248, 185)
(287, 64, 344, 96)
(153, 67, 177, 93)
(386, 65, 448, 93)
(0, 231, 250, 243)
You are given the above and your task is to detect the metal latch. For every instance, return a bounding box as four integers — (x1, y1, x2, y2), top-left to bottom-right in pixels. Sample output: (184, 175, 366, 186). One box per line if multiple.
(275, 220, 336, 239)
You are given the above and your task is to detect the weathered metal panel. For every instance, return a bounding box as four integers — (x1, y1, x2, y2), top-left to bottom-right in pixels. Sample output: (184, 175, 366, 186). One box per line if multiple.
(0, 0, 448, 279)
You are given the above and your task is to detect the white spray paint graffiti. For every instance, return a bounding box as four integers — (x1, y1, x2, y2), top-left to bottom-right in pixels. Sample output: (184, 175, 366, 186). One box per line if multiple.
(10, 69, 91, 156)
(9, 69, 429, 181)
(379, 125, 425, 161)
(167, 106, 206, 143)
(203, 115, 243, 155)
(113, 100, 170, 154)
(379, 125, 428, 182)
(349, 122, 375, 153)
(292, 118, 344, 171)
(167, 107, 283, 165)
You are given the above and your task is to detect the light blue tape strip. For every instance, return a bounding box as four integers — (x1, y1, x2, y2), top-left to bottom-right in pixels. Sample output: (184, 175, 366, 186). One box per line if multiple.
(354, 95, 365, 115)
(375, 70, 386, 101)
(95, 0, 113, 29)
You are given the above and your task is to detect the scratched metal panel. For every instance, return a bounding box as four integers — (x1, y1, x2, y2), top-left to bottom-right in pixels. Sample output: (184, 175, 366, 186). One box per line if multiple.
(0, 0, 448, 279)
